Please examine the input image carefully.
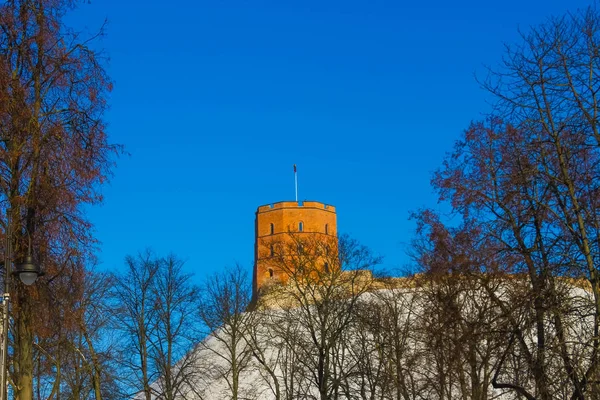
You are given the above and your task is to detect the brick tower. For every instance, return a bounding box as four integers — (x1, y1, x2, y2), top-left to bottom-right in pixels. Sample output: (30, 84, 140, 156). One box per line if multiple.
(253, 201, 337, 296)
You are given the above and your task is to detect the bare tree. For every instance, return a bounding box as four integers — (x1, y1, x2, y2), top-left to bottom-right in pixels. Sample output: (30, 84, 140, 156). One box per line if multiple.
(112, 252, 202, 400)
(413, 109, 599, 400)
(479, 8, 600, 397)
(344, 298, 391, 400)
(243, 308, 286, 400)
(197, 264, 254, 400)
(76, 268, 120, 400)
(49, 267, 120, 400)
(266, 233, 381, 400)
(112, 251, 160, 400)
(149, 254, 201, 400)
(358, 282, 424, 400)
(415, 270, 504, 400)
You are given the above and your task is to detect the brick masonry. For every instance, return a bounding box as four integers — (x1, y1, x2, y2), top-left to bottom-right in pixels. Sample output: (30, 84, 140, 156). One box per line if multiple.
(253, 201, 337, 296)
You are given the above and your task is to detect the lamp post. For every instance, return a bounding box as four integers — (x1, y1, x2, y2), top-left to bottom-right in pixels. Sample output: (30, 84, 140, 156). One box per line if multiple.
(0, 211, 42, 400)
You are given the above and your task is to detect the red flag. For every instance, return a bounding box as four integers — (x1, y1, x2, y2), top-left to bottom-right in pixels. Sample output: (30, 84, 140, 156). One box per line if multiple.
(294, 164, 297, 173)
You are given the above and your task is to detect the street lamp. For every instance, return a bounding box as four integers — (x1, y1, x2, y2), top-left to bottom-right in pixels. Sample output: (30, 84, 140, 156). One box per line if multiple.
(0, 212, 42, 400)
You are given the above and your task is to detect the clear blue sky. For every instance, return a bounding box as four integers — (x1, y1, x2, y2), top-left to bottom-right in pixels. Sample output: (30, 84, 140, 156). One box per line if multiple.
(70, 0, 591, 280)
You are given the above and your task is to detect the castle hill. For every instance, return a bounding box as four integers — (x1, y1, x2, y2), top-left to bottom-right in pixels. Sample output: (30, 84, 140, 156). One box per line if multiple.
(0, 0, 599, 399)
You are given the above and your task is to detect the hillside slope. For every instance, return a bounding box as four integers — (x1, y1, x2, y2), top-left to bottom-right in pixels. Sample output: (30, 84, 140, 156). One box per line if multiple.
(141, 276, 596, 400)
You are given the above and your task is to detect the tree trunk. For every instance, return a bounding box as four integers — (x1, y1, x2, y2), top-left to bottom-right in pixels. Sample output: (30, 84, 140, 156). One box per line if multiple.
(15, 291, 33, 400)
(82, 325, 103, 400)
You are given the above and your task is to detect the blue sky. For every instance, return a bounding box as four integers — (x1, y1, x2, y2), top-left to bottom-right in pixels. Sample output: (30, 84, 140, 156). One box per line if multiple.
(70, 0, 591, 280)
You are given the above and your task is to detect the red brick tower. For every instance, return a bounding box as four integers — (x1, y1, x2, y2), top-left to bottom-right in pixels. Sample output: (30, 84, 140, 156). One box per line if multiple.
(253, 201, 337, 297)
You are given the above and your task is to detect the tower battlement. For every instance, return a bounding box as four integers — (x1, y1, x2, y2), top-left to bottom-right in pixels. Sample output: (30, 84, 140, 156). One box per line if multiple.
(257, 201, 336, 213)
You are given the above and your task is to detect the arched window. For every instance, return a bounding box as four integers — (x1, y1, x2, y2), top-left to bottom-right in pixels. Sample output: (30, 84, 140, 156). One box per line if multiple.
(325, 224, 329, 235)
(270, 223, 274, 235)
(270, 244, 274, 257)
(324, 262, 330, 274)
(299, 221, 304, 232)
(269, 268, 274, 279)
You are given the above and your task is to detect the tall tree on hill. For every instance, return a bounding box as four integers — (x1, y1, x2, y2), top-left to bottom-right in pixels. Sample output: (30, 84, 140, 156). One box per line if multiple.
(403, 8, 600, 398)
(425, 116, 596, 398)
(352, 282, 423, 400)
(479, 9, 600, 397)
(243, 306, 288, 400)
(411, 211, 512, 399)
(0, 0, 118, 397)
(421, 102, 600, 398)
(267, 233, 381, 400)
(197, 264, 254, 400)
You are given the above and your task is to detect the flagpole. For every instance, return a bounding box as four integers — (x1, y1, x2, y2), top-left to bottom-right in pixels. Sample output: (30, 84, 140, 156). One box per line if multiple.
(294, 164, 298, 202)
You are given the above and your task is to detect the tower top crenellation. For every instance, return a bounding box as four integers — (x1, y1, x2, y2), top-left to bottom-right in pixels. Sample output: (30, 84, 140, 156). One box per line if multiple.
(257, 201, 336, 213)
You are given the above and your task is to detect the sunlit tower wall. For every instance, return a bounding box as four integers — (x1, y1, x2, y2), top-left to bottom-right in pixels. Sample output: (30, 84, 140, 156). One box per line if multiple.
(253, 201, 337, 297)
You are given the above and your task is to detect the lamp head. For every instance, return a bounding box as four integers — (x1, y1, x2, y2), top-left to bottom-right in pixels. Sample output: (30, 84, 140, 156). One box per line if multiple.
(13, 255, 42, 286)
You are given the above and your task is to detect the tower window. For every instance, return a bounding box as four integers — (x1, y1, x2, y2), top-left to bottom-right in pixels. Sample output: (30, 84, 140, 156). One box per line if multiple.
(270, 223, 274, 235)
(270, 244, 274, 257)
(324, 262, 330, 273)
(269, 268, 274, 279)
(299, 221, 304, 232)
(325, 224, 329, 235)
